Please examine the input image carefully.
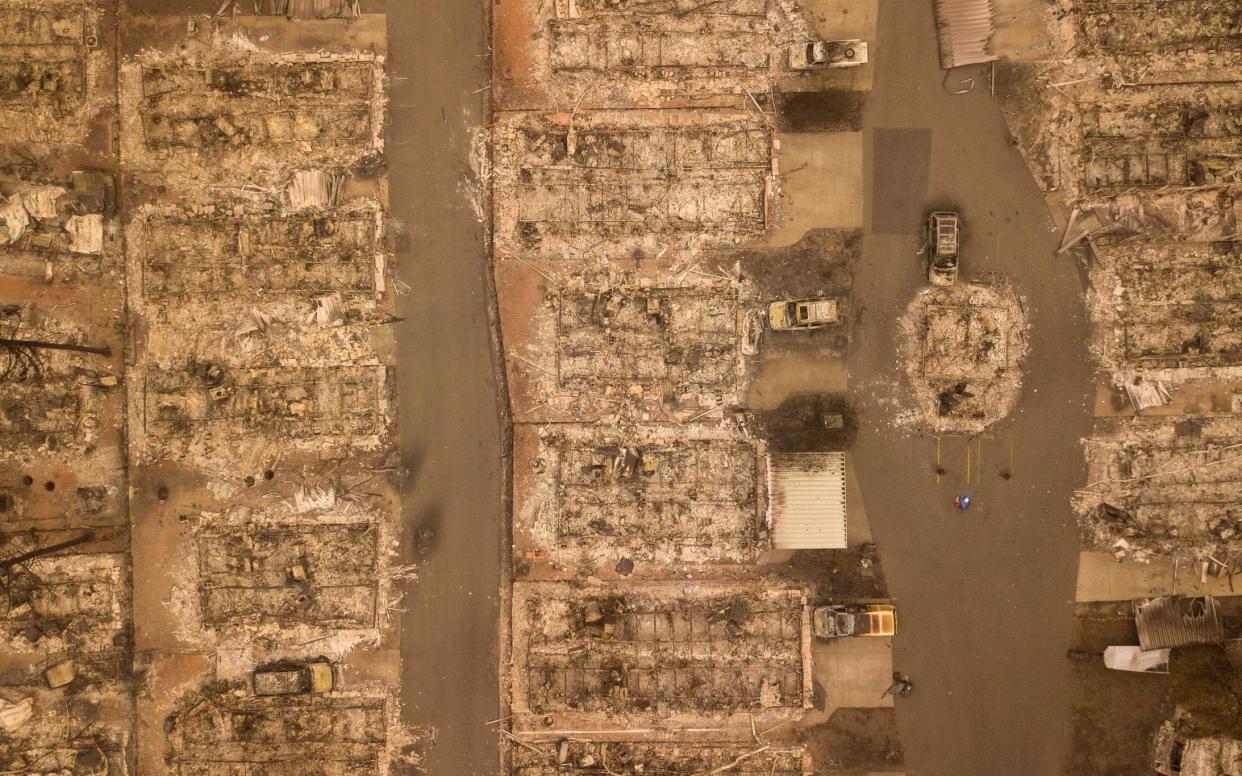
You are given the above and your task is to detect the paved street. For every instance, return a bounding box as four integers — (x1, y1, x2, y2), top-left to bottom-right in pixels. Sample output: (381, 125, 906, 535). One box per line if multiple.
(847, 1, 1096, 773)
(388, 1, 504, 774)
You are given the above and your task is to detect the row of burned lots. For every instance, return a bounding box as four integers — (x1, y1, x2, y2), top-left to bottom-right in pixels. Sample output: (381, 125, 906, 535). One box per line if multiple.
(114, 14, 409, 775)
(512, 741, 813, 776)
(0, 1, 132, 769)
(994, 3, 1242, 567)
(492, 0, 878, 771)
(492, 0, 866, 109)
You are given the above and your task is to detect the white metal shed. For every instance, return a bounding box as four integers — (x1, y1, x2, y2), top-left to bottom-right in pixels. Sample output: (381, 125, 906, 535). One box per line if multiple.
(933, 0, 999, 70)
(766, 452, 848, 550)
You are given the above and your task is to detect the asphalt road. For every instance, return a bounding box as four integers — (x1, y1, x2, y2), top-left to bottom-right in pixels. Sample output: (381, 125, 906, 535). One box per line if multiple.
(388, 2, 504, 774)
(847, 2, 1095, 774)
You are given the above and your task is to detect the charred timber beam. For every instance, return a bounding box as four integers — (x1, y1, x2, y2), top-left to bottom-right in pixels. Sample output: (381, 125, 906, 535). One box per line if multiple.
(0, 338, 112, 357)
(0, 530, 95, 571)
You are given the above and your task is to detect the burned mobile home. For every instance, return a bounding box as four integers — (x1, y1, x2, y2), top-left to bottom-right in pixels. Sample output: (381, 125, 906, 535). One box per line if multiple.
(1079, 416, 1242, 563)
(510, 582, 812, 733)
(499, 261, 753, 424)
(492, 109, 777, 262)
(119, 37, 385, 186)
(0, 1, 115, 146)
(493, 0, 826, 108)
(184, 499, 396, 644)
(513, 423, 765, 573)
(162, 680, 403, 776)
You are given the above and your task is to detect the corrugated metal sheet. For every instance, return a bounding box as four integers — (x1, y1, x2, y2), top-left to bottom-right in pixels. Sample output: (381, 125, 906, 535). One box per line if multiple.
(933, 0, 999, 70)
(1183, 738, 1242, 776)
(1134, 595, 1224, 651)
(272, 0, 359, 18)
(767, 452, 847, 550)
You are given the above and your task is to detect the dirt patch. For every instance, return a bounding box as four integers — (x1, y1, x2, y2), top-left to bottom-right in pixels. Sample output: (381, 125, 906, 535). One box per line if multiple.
(803, 707, 903, 772)
(777, 89, 866, 133)
(777, 547, 888, 601)
(1065, 603, 1173, 776)
(737, 228, 859, 301)
(750, 393, 857, 452)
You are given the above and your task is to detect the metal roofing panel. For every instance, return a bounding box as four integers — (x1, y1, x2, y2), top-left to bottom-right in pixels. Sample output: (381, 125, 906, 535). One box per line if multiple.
(767, 452, 847, 550)
(1182, 738, 1242, 776)
(933, 0, 999, 70)
(1134, 595, 1224, 651)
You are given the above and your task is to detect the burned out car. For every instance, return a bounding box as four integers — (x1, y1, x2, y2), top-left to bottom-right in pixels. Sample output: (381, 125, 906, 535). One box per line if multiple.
(811, 604, 896, 639)
(767, 297, 842, 331)
(253, 661, 335, 696)
(789, 39, 869, 70)
(926, 211, 960, 285)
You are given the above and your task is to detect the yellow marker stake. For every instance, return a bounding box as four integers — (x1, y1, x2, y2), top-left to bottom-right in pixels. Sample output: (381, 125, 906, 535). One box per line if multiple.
(976, 437, 983, 483)
(965, 440, 972, 485)
(936, 436, 941, 483)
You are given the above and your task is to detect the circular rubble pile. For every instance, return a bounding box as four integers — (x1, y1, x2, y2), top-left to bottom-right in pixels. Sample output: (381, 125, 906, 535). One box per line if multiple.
(897, 281, 1029, 433)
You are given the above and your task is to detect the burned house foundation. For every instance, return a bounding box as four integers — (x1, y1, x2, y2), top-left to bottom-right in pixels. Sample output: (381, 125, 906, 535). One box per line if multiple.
(510, 582, 812, 735)
(513, 423, 765, 575)
(499, 259, 755, 424)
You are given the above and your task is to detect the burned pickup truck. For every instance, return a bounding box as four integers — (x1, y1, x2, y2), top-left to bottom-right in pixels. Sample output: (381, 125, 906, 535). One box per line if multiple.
(253, 661, 335, 696)
(811, 603, 896, 639)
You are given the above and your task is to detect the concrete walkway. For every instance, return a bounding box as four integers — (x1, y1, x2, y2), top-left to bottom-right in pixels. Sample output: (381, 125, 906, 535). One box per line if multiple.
(1077, 552, 1241, 602)
(846, 1, 1095, 774)
(389, 1, 504, 774)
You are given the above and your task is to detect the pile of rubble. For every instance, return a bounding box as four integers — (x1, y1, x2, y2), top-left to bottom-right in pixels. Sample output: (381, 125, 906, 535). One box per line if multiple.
(511, 740, 812, 775)
(896, 282, 1029, 433)
(997, 0, 1242, 563)
(510, 582, 811, 731)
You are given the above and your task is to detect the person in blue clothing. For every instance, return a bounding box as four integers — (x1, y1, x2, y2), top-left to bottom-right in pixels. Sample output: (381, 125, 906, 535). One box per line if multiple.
(954, 494, 972, 510)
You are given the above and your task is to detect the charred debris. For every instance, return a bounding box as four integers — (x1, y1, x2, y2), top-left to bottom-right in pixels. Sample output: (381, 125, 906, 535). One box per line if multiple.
(0, 6, 410, 774)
